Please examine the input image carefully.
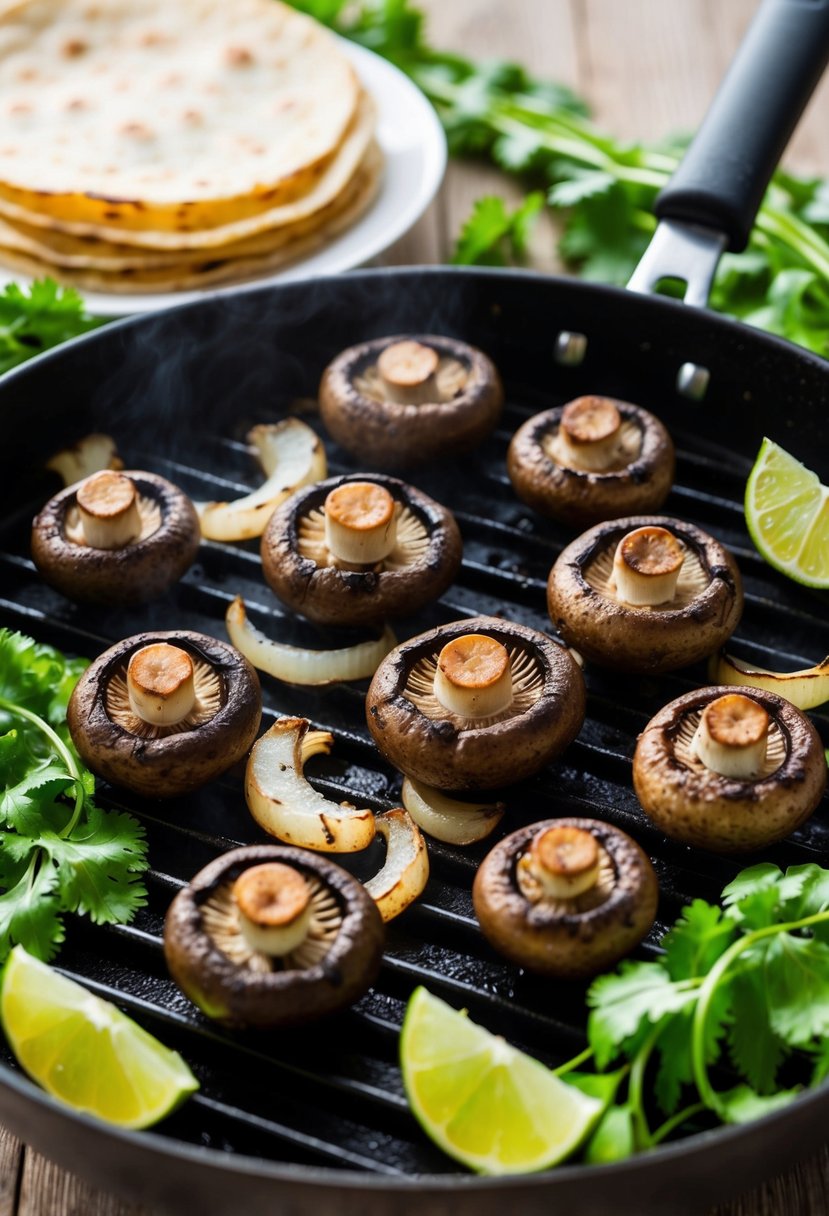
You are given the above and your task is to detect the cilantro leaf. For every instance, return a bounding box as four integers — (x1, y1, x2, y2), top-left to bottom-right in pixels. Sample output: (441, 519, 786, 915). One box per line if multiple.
(662, 899, 736, 981)
(587, 962, 693, 1069)
(39, 804, 148, 925)
(763, 935, 829, 1049)
(717, 1084, 799, 1125)
(0, 281, 100, 378)
(451, 192, 544, 266)
(0, 857, 64, 963)
(728, 969, 786, 1094)
(0, 629, 149, 962)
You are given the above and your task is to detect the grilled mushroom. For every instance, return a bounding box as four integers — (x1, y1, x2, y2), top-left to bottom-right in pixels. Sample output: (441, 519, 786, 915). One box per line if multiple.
(260, 473, 462, 628)
(633, 685, 827, 853)
(31, 469, 200, 605)
(164, 844, 384, 1028)
(67, 630, 262, 798)
(366, 615, 585, 792)
(547, 516, 743, 673)
(507, 396, 675, 526)
(473, 818, 658, 978)
(318, 334, 504, 468)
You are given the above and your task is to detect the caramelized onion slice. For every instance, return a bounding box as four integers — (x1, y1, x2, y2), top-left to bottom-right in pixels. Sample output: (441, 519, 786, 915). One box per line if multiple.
(364, 809, 429, 921)
(245, 717, 375, 854)
(711, 650, 829, 711)
(45, 433, 122, 486)
(198, 419, 326, 542)
(226, 596, 395, 686)
(401, 777, 505, 845)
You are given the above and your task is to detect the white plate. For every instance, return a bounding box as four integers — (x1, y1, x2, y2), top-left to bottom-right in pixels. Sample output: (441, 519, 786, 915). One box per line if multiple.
(0, 38, 447, 318)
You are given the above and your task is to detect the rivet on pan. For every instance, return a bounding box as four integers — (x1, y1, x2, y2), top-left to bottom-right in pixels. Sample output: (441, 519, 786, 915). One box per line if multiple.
(677, 362, 710, 400)
(554, 332, 588, 366)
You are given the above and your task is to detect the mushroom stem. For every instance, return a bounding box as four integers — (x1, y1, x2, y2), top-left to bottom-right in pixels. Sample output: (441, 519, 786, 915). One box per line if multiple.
(433, 634, 513, 718)
(612, 525, 685, 606)
(691, 693, 770, 779)
(376, 340, 440, 405)
(323, 482, 399, 565)
(76, 471, 142, 550)
(557, 397, 623, 472)
(127, 643, 197, 727)
(526, 826, 600, 899)
(233, 862, 312, 957)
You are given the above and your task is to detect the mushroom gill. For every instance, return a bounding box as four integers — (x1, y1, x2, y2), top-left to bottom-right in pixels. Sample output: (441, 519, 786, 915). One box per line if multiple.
(543, 400, 643, 474)
(104, 643, 223, 739)
(64, 473, 162, 548)
(584, 527, 710, 609)
(403, 639, 545, 730)
(353, 340, 469, 406)
(516, 830, 617, 916)
(200, 870, 343, 973)
(672, 699, 786, 779)
(297, 499, 430, 573)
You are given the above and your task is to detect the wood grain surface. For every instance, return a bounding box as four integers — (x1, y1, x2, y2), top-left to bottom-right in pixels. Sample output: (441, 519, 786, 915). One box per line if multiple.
(4, 2, 829, 1213)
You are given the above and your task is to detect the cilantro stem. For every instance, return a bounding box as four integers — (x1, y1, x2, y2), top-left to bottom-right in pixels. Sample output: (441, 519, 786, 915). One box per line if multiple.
(691, 909, 829, 1117)
(0, 695, 85, 837)
(628, 1027, 661, 1150)
(552, 1046, 594, 1076)
(650, 1102, 707, 1146)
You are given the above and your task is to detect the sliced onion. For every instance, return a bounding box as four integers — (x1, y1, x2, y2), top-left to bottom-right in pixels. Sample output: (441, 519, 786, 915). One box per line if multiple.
(198, 419, 326, 542)
(364, 809, 429, 921)
(246, 717, 375, 853)
(226, 596, 395, 686)
(711, 649, 829, 711)
(45, 433, 122, 486)
(401, 777, 505, 845)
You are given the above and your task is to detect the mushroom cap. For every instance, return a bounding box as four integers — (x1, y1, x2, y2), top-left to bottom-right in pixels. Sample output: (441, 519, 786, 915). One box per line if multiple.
(31, 470, 200, 605)
(67, 630, 262, 799)
(318, 333, 504, 468)
(163, 843, 385, 1029)
(633, 684, 827, 853)
(547, 514, 743, 673)
(260, 472, 462, 628)
(472, 817, 658, 978)
(507, 398, 675, 527)
(366, 615, 586, 792)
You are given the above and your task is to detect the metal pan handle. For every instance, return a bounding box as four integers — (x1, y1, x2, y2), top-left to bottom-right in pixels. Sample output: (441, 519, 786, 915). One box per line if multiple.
(628, 0, 829, 307)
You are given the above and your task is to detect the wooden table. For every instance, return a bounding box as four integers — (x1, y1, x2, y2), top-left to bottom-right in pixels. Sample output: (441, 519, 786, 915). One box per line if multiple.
(3, 2, 829, 1212)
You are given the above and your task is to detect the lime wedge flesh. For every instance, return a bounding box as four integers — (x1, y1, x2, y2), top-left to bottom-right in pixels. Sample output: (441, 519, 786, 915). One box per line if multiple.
(1, 946, 198, 1128)
(400, 986, 602, 1175)
(745, 438, 829, 587)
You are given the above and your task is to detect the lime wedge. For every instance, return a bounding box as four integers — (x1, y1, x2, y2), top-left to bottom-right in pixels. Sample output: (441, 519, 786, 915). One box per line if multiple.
(1, 946, 198, 1128)
(745, 438, 829, 587)
(400, 987, 602, 1175)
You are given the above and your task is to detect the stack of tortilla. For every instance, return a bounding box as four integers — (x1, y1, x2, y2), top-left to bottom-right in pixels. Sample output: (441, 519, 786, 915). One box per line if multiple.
(0, 0, 381, 293)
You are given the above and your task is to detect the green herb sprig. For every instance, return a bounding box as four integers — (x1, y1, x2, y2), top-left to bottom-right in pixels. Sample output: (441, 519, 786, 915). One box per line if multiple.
(558, 862, 829, 1162)
(0, 629, 149, 962)
(0, 280, 100, 377)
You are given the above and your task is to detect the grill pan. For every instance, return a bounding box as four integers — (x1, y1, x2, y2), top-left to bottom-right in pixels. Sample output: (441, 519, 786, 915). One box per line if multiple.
(2, 2, 829, 1213)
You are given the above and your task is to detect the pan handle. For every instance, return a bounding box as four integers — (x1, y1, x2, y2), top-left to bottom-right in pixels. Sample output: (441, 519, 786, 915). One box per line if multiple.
(628, 0, 829, 306)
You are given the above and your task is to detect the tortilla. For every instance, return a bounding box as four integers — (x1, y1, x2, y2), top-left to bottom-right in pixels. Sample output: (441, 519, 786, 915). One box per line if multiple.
(0, 101, 377, 265)
(0, 0, 359, 231)
(0, 143, 382, 293)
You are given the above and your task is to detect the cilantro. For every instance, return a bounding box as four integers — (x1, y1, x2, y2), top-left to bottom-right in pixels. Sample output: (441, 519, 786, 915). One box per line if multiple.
(0, 629, 148, 962)
(554, 861, 829, 1158)
(0, 281, 100, 377)
(451, 193, 544, 266)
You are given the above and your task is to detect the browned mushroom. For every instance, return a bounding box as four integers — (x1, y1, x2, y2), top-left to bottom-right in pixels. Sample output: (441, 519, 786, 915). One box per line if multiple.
(260, 472, 462, 628)
(472, 817, 658, 978)
(318, 334, 503, 468)
(507, 396, 675, 527)
(633, 685, 827, 852)
(547, 515, 743, 673)
(67, 630, 262, 798)
(163, 844, 384, 1028)
(31, 469, 200, 605)
(366, 615, 585, 792)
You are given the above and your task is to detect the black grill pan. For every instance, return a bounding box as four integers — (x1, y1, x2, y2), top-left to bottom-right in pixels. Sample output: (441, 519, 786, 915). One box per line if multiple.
(1, 1, 829, 1212)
